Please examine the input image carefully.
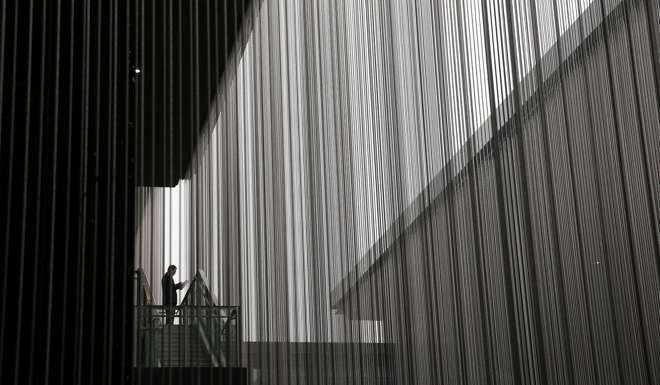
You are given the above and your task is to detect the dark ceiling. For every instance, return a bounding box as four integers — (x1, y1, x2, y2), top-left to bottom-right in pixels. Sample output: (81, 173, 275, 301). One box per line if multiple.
(135, 0, 253, 186)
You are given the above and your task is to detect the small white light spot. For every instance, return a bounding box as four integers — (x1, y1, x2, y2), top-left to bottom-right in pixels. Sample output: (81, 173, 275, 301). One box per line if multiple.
(135, 68, 141, 74)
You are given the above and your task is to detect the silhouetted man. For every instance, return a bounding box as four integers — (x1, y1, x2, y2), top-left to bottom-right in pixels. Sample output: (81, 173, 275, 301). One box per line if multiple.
(161, 265, 188, 324)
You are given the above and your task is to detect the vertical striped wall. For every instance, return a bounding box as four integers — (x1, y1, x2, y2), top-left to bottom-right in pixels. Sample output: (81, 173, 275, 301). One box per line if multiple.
(1, 0, 659, 384)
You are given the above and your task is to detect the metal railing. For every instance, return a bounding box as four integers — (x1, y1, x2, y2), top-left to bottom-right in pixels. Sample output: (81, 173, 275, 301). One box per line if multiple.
(136, 268, 154, 306)
(134, 269, 240, 368)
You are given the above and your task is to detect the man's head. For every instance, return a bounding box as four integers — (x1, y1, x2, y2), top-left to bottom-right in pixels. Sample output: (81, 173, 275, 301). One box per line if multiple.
(167, 265, 177, 276)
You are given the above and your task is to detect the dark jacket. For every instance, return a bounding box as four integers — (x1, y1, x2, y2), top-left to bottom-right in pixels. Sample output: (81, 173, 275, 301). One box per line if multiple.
(161, 273, 183, 306)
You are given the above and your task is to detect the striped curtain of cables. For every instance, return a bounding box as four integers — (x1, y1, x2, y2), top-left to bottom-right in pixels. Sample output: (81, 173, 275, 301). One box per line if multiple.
(1, 1, 660, 385)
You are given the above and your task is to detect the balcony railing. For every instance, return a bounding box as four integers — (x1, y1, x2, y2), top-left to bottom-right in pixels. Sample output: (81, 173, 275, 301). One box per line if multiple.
(134, 269, 240, 368)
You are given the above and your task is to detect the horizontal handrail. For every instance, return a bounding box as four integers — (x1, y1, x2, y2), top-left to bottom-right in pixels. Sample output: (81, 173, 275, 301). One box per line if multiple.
(137, 305, 238, 309)
(135, 305, 239, 322)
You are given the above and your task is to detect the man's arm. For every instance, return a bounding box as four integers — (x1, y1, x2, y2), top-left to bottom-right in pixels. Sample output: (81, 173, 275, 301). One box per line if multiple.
(174, 280, 189, 290)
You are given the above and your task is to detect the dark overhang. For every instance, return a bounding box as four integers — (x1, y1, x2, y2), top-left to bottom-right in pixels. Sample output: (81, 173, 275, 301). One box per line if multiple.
(135, 0, 253, 187)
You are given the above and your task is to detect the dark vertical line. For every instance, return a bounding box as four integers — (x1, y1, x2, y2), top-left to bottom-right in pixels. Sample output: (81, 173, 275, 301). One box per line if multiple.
(470, 0, 501, 381)
(269, 22, 279, 370)
(445, 3, 471, 384)
(429, 3, 452, 384)
(644, 0, 660, 108)
(57, 1, 77, 383)
(0, 3, 20, 380)
(192, 0, 200, 309)
(502, 1, 550, 384)
(455, 3, 494, 385)
(493, 12, 529, 384)
(27, 1, 48, 384)
(338, 0, 350, 379)
(344, 0, 357, 380)
(235, 0, 245, 369)
(100, 1, 112, 380)
(318, 0, 339, 382)
(344, 0, 367, 381)
(74, 0, 91, 383)
(479, 1, 523, 384)
(175, 1, 183, 382)
(642, 1, 660, 242)
(364, 1, 386, 383)
(134, 0, 144, 382)
(233, 0, 241, 367)
(105, 0, 119, 382)
(320, 0, 330, 381)
(13, 1, 35, 383)
(573, 3, 626, 384)
(232, 0, 239, 338)
(320, 1, 336, 384)
(373, 2, 394, 383)
(410, 1, 443, 384)
(202, 0, 212, 379)
(135, 7, 141, 385)
(44, 1, 63, 382)
(87, 2, 103, 382)
(148, 4, 155, 374)
(433, 3, 468, 385)
(175, 0, 184, 369)
(619, 1, 658, 381)
(280, 0, 297, 383)
(330, 2, 347, 385)
(424, 1, 451, 384)
(381, 2, 413, 384)
(245, 0, 255, 376)
(525, 1, 577, 384)
(166, 0, 173, 310)
(594, 1, 651, 382)
(312, 2, 322, 379)
(547, 2, 601, 385)
(86, 4, 103, 382)
(239, 0, 250, 374)
(102, 0, 113, 378)
(134, 0, 143, 382)
(163, 1, 171, 342)
(638, 0, 660, 289)
(205, 2, 217, 359)
(187, 8, 195, 361)
(120, 0, 130, 381)
(250, 0, 264, 379)
(222, 0, 229, 316)
(305, 2, 318, 380)
(503, 5, 537, 384)
(192, 1, 202, 370)
(330, 0, 348, 381)
(0, 0, 6, 152)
